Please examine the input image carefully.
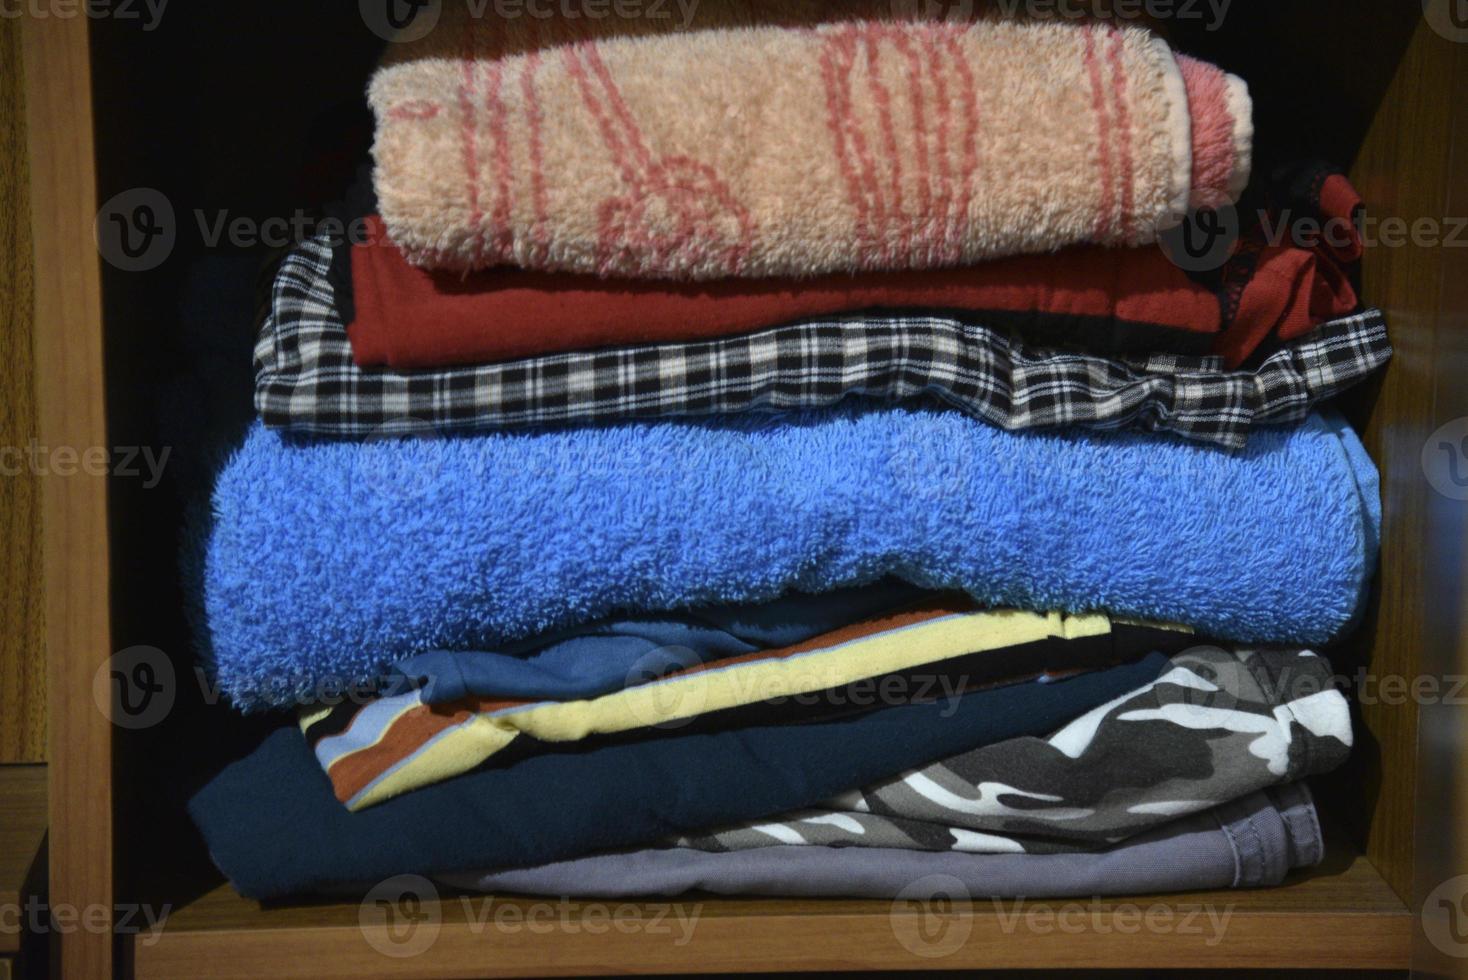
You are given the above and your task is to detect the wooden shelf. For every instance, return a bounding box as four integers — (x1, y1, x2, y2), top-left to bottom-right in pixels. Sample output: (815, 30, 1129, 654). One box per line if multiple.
(0, 765, 45, 957)
(130, 835, 1411, 978)
(19, 4, 1465, 977)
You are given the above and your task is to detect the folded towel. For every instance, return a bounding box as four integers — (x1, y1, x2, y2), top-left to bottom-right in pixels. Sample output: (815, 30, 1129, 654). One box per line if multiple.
(304, 598, 1192, 810)
(440, 784, 1323, 899)
(678, 647, 1350, 853)
(256, 237, 1391, 450)
(196, 407, 1378, 710)
(189, 653, 1168, 899)
(370, 18, 1249, 278)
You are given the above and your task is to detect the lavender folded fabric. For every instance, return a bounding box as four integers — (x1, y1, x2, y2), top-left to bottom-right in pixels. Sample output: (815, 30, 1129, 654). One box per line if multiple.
(437, 784, 1323, 899)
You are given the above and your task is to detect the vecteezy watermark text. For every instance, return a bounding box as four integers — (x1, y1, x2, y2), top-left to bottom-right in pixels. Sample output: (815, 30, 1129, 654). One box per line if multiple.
(0, 898, 172, 948)
(1158, 204, 1468, 274)
(360, 0, 699, 43)
(463, 0, 699, 24)
(96, 636, 1468, 734)
(992, 897, 1234, 944)
(0, 441, 170, 488)
(457, 895, 701, 943)
(359, 876, 701, 959)
(96, 187, 384, 272)
(889, 876, 1235, 959)
(991, 0, 1233, 31)
(0, 0, 166, 30)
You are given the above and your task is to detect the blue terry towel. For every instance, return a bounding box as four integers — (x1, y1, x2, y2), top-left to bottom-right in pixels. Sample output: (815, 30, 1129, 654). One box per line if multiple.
(196, 405, 1378, 710)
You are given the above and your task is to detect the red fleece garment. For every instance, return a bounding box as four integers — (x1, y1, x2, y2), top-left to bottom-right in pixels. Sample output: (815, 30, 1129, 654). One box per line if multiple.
(347, 201, 1360, 372)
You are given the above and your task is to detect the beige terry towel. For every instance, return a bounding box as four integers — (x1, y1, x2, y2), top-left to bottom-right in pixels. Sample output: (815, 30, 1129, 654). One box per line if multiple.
(370, 14, 1250, 279)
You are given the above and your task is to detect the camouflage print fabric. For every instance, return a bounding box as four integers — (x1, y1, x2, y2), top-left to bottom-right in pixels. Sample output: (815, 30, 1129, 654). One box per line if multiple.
(676, 647, 1350, 855)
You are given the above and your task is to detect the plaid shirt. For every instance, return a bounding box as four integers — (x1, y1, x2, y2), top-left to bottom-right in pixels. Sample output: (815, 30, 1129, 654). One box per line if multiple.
(256, 237, 1391, 450)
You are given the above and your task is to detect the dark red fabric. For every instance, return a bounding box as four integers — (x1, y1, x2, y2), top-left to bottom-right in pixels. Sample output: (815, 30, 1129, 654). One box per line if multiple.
(348, 214, 1223, 368)
(1212, 242, 1358, 367)
(1316, 173, 1365, 265)
(348, 210, 1360, 372)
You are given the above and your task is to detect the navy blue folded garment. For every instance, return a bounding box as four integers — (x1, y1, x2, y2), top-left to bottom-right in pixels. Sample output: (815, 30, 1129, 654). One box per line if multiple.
(190, 653, 1168, 899)
(388, 579, 926, 705)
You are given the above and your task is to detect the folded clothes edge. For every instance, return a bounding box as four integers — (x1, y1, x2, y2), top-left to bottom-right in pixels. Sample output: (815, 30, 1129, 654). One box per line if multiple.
(423, 783, 1321, 900)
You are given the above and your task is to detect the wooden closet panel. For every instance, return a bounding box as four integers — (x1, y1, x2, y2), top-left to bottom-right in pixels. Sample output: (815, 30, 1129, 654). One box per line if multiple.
(1400, 7, 1468, 977)
(0, 15, 46, 764)
(22, 13, 114, 980)
(1348, 6, 1468, 905)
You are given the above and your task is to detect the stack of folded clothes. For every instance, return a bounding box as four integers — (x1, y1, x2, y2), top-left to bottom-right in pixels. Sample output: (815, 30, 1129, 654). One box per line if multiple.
(189, 3, 1389, 903)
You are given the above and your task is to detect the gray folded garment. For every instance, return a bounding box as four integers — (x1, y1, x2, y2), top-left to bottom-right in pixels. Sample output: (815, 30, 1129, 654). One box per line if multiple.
(679, 647, 1350, 856)
(435, 784, 1322, 899)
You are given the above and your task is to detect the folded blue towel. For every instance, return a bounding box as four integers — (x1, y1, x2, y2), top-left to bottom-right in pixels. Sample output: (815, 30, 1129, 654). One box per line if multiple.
(197, 406, 1378, 710)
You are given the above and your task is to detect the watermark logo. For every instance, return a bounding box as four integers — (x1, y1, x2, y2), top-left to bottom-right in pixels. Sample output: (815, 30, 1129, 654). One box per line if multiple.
(1157, 205, 1241, 272)
(1161, 203, 1465, 275)
(0, 441, 170, 487)
(0, 0, 168, 31)
(461, 896, 702, 942)
(887, 420, 979, 503)
(1, 898, 172, 947)
(360, 875, 443, 959)
(992, 898, 1234, 944)
(985, 0, 1232, 31)
(95, 187, 176, 272)
(475, 0, 700, 26)
(1424, 0, 1468, 43)
(1164, 647, 1247, 722)
(360, 0, 442, 41)
(890, 874, 974, 958)
(1422, 418, 1468, 501)
(92, 646, 175, 730)
(96, 189, 382, 271)
(623, 645, 709, 731)
(356, 890, 704, 956)
(352, 418, 448, 506)
(1423, 875, 1468, 957)
(890, 0, 975, 20)
(363, 0, 701, 38)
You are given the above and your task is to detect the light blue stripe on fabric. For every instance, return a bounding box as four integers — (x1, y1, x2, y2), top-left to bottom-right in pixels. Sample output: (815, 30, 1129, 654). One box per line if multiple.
(320, 609, 975, 770)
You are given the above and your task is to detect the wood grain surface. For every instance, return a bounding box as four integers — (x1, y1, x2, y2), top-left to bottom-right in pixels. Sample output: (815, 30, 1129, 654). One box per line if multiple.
(130, 834, 1409, 979)
(0, 15, 46, 765)
(1390, 6, 1468, 978)
(22, 12, 115, 980)
(0, 765, 45, 956)
(1347, 7, 1468, 912)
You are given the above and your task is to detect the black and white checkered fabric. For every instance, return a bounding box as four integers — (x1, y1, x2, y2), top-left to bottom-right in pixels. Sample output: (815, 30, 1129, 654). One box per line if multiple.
(256, 236, 1391, 450)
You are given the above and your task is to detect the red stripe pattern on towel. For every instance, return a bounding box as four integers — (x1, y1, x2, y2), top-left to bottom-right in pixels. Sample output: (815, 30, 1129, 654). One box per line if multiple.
(369, 18, 1249, 278)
